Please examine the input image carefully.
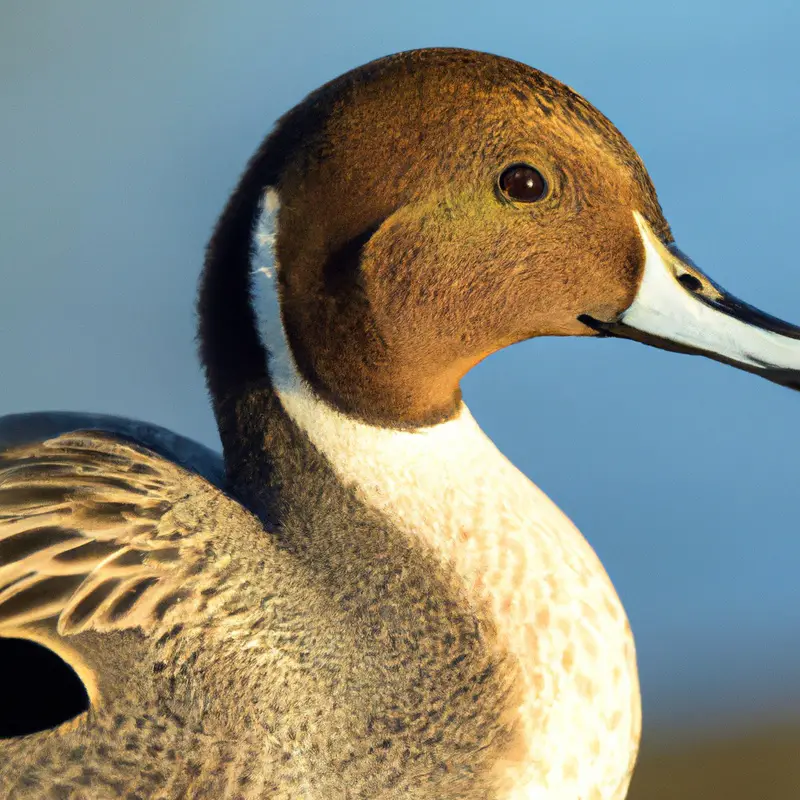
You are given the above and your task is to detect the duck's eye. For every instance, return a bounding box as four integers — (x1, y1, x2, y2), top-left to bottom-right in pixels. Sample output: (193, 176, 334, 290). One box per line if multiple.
(498, 164, 547, 203)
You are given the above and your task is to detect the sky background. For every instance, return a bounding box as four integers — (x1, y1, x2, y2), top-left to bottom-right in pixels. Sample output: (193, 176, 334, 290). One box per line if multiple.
(1, 1, 799, 732)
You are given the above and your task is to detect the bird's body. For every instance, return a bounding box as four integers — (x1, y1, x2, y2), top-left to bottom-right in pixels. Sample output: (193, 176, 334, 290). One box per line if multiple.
(0, 404, 636, 800)
(2, 48, 798, 799)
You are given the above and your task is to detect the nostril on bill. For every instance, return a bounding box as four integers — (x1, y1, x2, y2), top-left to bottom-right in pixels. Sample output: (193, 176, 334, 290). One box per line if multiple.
(677, 272, 703, 292)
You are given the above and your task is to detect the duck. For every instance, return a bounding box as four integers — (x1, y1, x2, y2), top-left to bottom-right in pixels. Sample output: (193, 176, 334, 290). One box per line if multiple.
(1, 47, 798, 800)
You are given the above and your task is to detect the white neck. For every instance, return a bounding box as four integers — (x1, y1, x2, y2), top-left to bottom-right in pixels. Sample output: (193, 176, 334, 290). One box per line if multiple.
(252, 191, 640, 800)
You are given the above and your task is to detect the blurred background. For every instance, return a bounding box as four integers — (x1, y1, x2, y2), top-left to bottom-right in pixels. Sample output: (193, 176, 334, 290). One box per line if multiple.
(1, 1, 798, 795)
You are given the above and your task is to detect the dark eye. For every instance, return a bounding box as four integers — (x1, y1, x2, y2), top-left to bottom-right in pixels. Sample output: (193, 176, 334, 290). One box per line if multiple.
(498, 164, 547, 203)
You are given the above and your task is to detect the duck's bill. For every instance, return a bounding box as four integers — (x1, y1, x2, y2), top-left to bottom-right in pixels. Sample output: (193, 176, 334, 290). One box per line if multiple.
(579, 211, 800, 391)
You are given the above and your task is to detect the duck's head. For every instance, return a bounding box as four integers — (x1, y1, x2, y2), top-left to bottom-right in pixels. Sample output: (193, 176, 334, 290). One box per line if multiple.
(202, 48, 800, 429)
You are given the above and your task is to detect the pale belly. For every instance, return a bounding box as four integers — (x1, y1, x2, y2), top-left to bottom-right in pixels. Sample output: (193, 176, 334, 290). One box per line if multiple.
(344, 460, 640, 799)
(457, 479, 641, 800)
(494, 549, 641, 800)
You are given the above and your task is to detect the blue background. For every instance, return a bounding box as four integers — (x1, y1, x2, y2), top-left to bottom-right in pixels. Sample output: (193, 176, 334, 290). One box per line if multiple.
(2, 1, 798, 731)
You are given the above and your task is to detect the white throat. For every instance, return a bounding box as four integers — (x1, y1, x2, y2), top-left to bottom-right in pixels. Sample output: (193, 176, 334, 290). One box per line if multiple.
(252, 190, 640, 800)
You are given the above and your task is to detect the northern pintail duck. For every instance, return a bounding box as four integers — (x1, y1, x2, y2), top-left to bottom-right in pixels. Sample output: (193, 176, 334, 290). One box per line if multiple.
(1, 48, 798, 800)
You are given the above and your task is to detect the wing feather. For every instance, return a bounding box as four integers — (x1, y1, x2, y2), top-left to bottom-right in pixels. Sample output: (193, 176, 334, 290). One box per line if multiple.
(0, 430, 252, 637)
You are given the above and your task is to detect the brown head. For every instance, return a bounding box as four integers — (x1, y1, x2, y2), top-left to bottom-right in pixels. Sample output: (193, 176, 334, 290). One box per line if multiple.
(201, 48, 800, 431)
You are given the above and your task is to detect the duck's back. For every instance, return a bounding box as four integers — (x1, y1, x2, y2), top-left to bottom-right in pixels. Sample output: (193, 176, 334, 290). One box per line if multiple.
(0, 412, 226, 484)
